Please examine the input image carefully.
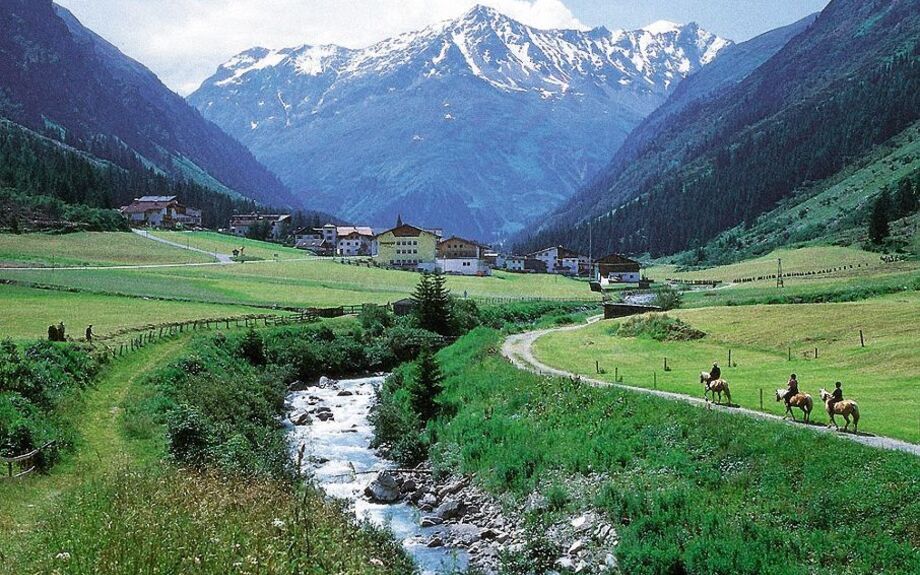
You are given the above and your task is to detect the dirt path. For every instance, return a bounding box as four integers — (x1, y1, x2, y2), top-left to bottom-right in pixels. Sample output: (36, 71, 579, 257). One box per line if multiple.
(0, 338, 188, 552)
(503, 317, 920, 457)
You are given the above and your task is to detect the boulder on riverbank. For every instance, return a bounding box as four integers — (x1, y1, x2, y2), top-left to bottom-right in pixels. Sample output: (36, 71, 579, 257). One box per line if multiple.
(364, 471, 401, 503)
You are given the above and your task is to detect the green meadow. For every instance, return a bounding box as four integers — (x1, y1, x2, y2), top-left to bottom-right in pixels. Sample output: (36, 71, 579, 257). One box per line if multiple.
(534, 291, 920, 442)
(0, 231, 216, 267)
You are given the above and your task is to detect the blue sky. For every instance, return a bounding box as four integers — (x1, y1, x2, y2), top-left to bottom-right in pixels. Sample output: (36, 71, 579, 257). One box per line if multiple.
(56, 0, 831, 95)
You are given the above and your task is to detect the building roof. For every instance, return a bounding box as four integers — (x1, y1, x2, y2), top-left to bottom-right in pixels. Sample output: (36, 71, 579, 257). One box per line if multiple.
(338, 226, 374, 237)
(136, 196, 177, 203)
(596, 254, 641, 267)
(438, 236, 487, 248)
(528, 246, 586, 259)
(230, 214, 291, 225)
(120, 199, 179, 214)
(378, 224, 437, 238)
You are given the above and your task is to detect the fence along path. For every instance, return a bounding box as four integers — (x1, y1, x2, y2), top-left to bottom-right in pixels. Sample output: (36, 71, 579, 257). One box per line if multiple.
(1, 442, 55, 480)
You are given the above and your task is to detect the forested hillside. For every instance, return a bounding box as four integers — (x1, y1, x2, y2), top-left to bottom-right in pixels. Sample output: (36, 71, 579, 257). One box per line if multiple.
(519, 0, 920, 258)
(0, 0, 299, 211)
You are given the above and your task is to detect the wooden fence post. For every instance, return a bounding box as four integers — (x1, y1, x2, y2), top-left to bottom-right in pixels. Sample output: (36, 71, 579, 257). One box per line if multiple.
(653, 371, 657, 389)
(759, 388, 764, 411)
(860, 330, 865, 348)
(728, 349, 732, 366)
(595, 360, 599, 374)
(788, 347, 792, 361)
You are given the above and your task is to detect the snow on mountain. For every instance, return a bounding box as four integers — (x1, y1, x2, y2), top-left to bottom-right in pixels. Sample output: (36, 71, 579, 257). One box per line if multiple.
(190, 4, 731, 240)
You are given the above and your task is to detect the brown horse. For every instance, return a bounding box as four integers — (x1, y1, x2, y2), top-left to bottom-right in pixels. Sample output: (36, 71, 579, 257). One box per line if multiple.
(701, 372, 732, 404)
(820, 389, 860, 433)
(775, 389, 813, 423)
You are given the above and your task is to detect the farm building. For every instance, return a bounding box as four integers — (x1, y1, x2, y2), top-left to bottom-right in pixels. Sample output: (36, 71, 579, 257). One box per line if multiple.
(594, 254, 642, 285)
(527, 246, 591, 276)
(119, 196, 201, 228)
(229, 214, 291, 239)
(503, 256, 547, 273)
(437, 236, 492, 276)
(374, 223, 439, 271)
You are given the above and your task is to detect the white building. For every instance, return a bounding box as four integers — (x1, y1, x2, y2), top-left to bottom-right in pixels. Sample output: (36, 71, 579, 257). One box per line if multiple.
(229, 214, 291, 239)
(527, 246, 591, 275)
(438, 257, 492, 276)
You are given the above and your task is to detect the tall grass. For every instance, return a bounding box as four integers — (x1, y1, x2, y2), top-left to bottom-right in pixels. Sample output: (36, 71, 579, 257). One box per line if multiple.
(18, 468, 416, 575)
(431, 328, 920, 574)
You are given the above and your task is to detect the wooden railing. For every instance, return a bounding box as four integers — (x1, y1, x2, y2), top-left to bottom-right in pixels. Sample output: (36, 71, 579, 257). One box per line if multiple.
(1, 442, 54, 480)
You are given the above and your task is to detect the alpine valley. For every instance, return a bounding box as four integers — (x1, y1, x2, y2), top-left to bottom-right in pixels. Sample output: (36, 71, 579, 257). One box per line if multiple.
(190, 5, 731, 241)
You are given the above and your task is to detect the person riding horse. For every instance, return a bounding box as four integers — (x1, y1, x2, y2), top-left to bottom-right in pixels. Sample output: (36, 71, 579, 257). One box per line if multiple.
(709, 362, 721, 383)
(829, 381, 843, 410)
(783, 374, 800, 407)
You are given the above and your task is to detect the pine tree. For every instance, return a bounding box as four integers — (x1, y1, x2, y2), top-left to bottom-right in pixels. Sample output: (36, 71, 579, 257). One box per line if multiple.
(410, 347, 443, 426)
(411, 271, 453, 335)
(894, 176, 918, 219)
(868, 189, 891, 244)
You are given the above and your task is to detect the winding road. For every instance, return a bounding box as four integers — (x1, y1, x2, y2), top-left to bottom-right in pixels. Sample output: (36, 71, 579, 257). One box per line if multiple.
(503, 317, 920, 457)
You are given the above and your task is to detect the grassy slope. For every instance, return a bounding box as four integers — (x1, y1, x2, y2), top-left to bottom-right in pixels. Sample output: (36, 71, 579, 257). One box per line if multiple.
(646, 246, 890, 283)
(0, 232, 215, 267)
(534, 291, 920, 442)
(694, 121, 920, 260)
(0, 258, 596, 309)
(0, 284, 281, 342)
(150, 231, 307, 260)
(1, 332, 414, 575)
(434, 329, 920, 574)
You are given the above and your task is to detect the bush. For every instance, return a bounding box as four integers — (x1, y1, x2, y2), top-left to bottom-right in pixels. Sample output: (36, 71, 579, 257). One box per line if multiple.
(615, 314, 706, 341)
(237, 329, 266, 366)
(653, 286, 683, 310)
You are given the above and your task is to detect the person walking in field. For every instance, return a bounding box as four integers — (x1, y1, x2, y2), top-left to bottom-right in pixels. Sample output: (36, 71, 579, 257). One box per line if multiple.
(783, 374, 800, 407)
(85, 325, 94, 343)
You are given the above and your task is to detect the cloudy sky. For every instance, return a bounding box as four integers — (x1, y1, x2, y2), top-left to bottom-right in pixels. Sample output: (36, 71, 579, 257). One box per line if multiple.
(55, 0, 830, 96)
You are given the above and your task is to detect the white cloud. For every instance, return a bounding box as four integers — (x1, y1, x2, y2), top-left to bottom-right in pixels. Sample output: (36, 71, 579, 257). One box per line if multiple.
(55, 0, 586, 95)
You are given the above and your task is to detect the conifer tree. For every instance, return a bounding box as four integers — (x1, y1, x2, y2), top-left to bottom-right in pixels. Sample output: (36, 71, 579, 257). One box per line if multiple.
(411, 271, 453, 335)
(409, 346, 443, 426)
(869, 189, 891, 244)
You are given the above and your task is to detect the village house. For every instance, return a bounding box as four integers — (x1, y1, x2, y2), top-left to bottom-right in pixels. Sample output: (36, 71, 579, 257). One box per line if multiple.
(293, 224, 375, 256)
(527, 246, 591, 276)
(594, 254, 642, 285)
(374, 223, 440, 271)
(119, 196, 202, 228)
(502, 256, 547, 273)
(436, 236, 492, 276)
(229, 214, 291, 240)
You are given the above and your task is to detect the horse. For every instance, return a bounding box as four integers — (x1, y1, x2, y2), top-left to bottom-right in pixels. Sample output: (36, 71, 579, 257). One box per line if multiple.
(820, 389, 860, 433)
(775, 389, 813, 423)
(701, 372, 732, 405)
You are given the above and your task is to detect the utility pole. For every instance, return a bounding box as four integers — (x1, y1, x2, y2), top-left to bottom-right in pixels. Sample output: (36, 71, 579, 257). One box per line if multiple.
(777, 258, 785, 289)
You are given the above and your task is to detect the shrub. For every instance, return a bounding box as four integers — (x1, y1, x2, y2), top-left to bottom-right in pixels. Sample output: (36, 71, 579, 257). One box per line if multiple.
(615, 314, 706, 341)
(237, 329, 265, 366)
(653, 286, 683, 310)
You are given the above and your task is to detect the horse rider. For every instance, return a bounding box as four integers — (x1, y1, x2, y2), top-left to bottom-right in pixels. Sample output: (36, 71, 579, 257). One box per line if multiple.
(828, 381, 843, 410)
(709, 362, 721, 382)
(783, 374, 800, 406)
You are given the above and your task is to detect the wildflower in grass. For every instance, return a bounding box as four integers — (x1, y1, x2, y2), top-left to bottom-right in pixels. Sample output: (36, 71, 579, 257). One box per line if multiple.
(55, 552, 71, 561)
(271, 518, 286, 529)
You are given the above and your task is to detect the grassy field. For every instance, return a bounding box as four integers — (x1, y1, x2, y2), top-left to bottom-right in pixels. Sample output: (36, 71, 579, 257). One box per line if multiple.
(0, 232, 216, 267)
(646, 246, 899, 283)
(432, 329, 920, 574)
(0, 257, 597, 309)
(149, 230, 308, 260)
(0, 284, 282, 342)
(534, 291, 920, 442)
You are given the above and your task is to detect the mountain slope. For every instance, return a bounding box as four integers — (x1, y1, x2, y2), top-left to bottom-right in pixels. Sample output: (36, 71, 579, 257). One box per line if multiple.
(0, 0, 298, 209)
(520, 0, 920, 257)
(190, 5, 730, 240)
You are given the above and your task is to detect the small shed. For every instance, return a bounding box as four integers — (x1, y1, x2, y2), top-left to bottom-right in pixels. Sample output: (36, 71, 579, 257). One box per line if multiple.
(392, 298, 418, 317)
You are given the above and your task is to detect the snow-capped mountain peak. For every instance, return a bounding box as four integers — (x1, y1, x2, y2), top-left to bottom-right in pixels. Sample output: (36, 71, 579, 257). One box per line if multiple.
(642, 20, 683, 35)
(189, 7, 733, 240)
